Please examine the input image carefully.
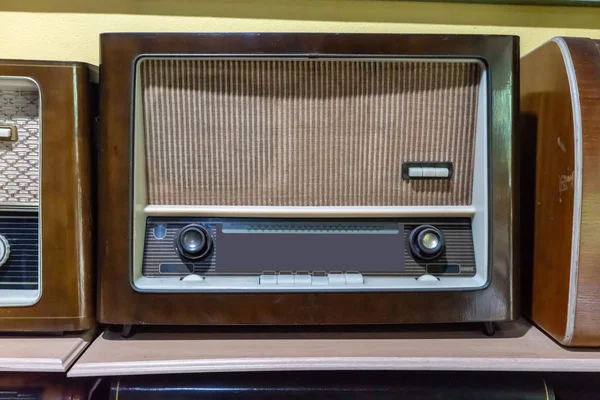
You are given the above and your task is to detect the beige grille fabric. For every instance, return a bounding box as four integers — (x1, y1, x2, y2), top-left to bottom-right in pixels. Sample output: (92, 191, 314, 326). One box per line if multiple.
(141, 59, 481, 206)
(0, 90, 39, 206)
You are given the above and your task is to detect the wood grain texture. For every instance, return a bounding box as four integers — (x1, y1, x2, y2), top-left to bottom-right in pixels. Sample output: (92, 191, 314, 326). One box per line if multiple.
(521, 37, 600, 347)
(0, 330, 94, 372)
(97, 33, 519, 326)
(571, 38, 600, 346)
(69, 320, 600, 377)
(0, 372, 92, 399)
(521, 39, 574, 345)
(0, 60, 96, 332)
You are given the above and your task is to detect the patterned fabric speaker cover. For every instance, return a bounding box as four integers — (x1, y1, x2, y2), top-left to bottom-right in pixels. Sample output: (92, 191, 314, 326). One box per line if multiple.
(0, 90, 39, 207)
(141, 59, 482, 207)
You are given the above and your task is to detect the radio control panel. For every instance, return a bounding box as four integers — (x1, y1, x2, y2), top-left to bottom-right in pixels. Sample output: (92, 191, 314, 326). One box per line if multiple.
(141, 217, 476, 280)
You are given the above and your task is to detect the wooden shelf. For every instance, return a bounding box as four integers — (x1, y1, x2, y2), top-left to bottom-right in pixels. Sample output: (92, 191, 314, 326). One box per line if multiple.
(0, 330, 95, 372)
(68, 320, 600, 377)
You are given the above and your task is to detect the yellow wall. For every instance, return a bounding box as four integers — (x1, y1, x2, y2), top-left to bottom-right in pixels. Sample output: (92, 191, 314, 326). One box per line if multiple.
(0, 0, 599, 65)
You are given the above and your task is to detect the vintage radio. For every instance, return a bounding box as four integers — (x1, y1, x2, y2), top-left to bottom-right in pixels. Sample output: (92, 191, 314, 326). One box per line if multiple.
(0, 60, 95, 332)
(521, 37, 600, 346)
(98, 33, 518, 329)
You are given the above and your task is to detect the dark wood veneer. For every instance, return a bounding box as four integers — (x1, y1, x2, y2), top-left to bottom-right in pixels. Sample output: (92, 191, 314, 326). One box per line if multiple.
(108, 372, 552, 400)
(98, 33, 519, 326)
(0, 60, 95, 332)
(0, 373, 91, 399)
(521, 37, 600, 346)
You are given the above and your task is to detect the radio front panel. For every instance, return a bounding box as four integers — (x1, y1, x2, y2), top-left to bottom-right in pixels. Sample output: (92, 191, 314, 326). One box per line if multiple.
(0, 77, 41, 306)
(131, 55, 490, 293)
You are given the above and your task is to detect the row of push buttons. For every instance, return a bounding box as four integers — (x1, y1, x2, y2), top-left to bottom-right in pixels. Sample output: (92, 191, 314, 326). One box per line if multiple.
(407, 167, 450, 178)
(259, 272, 364, 286)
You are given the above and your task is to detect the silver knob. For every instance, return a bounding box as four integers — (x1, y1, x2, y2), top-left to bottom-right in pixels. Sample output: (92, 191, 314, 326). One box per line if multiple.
(0, 235, 10, 267)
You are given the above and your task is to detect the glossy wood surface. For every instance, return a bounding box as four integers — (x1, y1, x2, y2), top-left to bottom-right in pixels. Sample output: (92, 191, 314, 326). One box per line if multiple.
(97, 33, 519, 326)
(69, 320, 600, 377)
(108, 371, 553, 400)
(521, 38, 600, 346)
(521, 39, 574, 345)
(0, 373, 91, 399)
(0, 60, 95, 332)
(571, 38, 600, 346)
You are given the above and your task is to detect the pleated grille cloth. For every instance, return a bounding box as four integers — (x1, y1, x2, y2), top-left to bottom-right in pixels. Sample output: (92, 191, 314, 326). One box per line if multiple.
(140, 59, 481, 206)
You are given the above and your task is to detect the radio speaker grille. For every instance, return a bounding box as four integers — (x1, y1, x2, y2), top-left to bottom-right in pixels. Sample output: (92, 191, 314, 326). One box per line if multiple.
(141, 59, 481, 206)
(0, 90, 39, 207)
(0, 213, 39, 290)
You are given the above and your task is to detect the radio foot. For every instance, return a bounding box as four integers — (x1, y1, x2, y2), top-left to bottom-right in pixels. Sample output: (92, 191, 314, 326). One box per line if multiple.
(121, 324, 134, 338)
(482, 322, 496, 337)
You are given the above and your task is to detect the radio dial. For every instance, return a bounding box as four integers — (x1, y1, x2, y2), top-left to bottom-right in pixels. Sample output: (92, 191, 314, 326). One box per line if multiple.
(0, 234, 10, 267)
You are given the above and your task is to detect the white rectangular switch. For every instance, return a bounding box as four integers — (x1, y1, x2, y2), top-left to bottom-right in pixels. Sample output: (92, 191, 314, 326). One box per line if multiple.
(407, 167, 423, 178)
(422, 167, 436, 177)
(0, 128, 12, 138)
(435, 168, 450, 178)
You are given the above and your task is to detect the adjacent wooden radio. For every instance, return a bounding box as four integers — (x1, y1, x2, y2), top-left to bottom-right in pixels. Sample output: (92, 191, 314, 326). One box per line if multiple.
(521, 37, 600, 346)
(98, 33, 519, 328)
(0, 60, 95, 332)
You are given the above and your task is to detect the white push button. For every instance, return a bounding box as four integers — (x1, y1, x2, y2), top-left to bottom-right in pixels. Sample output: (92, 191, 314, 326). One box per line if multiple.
(277, 274, 294, 285)
(408, 167, 423, 178)
(435, 168, 450, 178)
(294, 274, 312, 285)
(0, 128, 12, 138)
(312, 274, 329, 286)
(416, 274, 440, 282)
(259, 274, 277, 285)
(345, 272, 364, 285)
(181, 274, 203, 282)
(422, 167, 436, 177)
(0, 125, 16, 142)
(328, 273, 346, 285)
